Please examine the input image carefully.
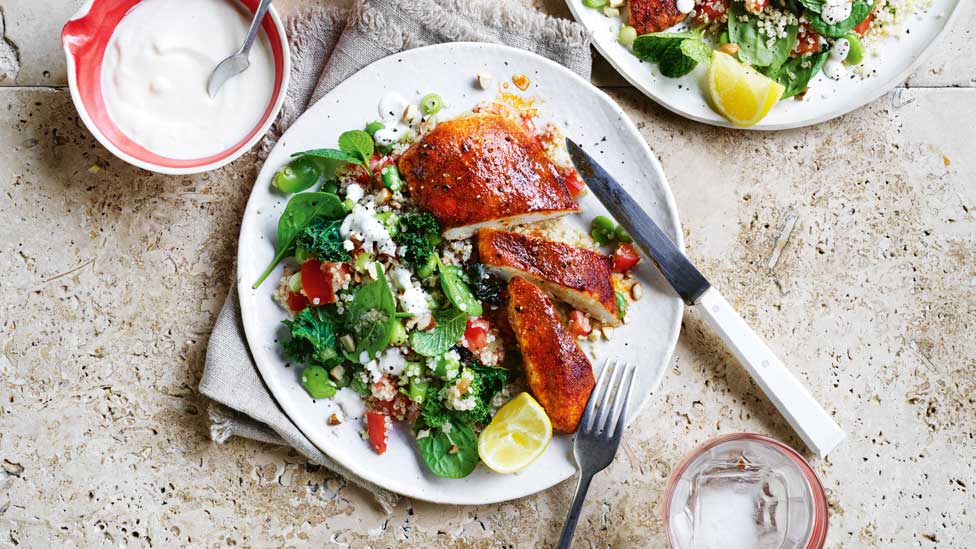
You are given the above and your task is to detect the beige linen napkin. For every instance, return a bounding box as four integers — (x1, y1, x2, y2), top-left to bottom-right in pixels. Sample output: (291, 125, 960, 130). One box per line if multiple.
(199, 0, 591, 512)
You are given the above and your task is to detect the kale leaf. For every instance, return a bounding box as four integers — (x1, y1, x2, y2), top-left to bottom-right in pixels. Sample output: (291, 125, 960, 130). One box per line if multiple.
(468, 263, 506, 307)
(297, 217, 349, 262)
(452, 362, 510, 425)
(282, 306, 342, 367)
(394, 212, 441, 270)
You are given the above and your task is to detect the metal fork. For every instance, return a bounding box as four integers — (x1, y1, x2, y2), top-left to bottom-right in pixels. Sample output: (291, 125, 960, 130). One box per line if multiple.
(557, 360, 638, 549)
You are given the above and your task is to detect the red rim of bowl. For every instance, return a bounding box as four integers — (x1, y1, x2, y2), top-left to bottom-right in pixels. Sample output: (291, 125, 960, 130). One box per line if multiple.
(662, 433, 829, 549)
(61, 0, 290, 175)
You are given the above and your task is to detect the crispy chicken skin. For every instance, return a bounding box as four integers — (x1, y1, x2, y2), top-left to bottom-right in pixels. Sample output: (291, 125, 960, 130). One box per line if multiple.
(628, 0, 686, 34)
(507, 277, 595, 433)
(397, 113, 580, 239)
(478, 228, 620, 326)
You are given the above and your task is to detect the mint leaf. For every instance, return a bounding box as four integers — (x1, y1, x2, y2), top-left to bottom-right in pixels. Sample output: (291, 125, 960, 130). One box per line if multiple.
(338, 130, 375, 164)
(409, 308, 467, 357)
(680, 39, 712, 66)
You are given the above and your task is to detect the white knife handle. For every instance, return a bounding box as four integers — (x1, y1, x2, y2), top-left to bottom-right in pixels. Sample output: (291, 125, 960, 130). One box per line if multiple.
(697, 287, 845, 458)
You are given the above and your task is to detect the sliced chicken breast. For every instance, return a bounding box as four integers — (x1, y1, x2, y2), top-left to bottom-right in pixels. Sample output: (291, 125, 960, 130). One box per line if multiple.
(629, 0, 686, 34)
(507, 277, 595, 433)
(397, 112, 580, 239)
(478, 228, 620, 326)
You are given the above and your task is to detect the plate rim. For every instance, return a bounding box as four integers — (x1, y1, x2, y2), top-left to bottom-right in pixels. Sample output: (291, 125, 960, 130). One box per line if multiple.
(235, 41, 685, 504)
(564, 0, 963, 130)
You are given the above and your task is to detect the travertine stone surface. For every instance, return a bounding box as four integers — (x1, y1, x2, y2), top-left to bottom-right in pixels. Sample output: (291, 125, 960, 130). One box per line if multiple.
(1, 1, 974, 548)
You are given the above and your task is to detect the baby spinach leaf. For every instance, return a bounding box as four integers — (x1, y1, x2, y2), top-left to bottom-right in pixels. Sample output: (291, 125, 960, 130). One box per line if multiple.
(344, 264, 396, 360)
(797, 0, 823, 12)
(632, 30, 708, 79)
(729, 3, 798, 69)
(439, 263, 483, 317)
(762, 50, 830, 99)
(809, 0, 873, 38)
(409, 308, 468, 357)
(253, 192, 346, 288)
(415, 420, 479, 478)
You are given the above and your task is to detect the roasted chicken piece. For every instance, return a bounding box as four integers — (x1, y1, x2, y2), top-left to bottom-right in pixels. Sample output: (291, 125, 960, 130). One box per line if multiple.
(629, 0, 686, 34)
(507, 277, 595, 433)
(397, 112, 580, 240)
(478, 228, 620, 326)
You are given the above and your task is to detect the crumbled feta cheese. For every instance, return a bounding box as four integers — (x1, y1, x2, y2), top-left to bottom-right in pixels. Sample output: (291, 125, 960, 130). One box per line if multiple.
(364, 359, 382, 382)
(359, 351, 372, 365)
(400, 286, 431, 317)
(391, 267, 413, 291)
(345, 183, 365, 203)
(377, 348, 408, 377)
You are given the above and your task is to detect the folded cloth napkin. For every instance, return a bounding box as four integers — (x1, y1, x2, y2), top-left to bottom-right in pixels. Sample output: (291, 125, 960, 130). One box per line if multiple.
(199, 0, 591, 512)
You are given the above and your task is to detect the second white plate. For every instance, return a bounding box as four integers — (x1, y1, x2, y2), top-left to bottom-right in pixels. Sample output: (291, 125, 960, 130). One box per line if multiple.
(566, 0, 961, 130)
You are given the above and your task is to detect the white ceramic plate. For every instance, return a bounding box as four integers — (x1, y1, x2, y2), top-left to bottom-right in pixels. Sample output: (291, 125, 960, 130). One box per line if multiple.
(237, 43, 683, 504)
(566, 0, 961, 130)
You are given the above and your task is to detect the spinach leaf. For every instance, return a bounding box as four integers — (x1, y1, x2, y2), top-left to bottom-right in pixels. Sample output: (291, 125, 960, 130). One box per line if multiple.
(762, 50, 830, 98)
(344, 264, 396, 360)
(415, 420, 479, 478)
(253, 192, 346, 288)
(632, 30, 709, 79)
(282, 307, 342, 367)
(808, 0, 873, 38)
(297, 217, 348, 262)
(729, 2, 798, 69)
(439, 262, 483, 317)
(409, 308, 468, 357)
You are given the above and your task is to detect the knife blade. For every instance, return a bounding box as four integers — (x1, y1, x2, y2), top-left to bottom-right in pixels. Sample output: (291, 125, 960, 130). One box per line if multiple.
(566, 139, 709, 305)
(567, 138, 845, 458)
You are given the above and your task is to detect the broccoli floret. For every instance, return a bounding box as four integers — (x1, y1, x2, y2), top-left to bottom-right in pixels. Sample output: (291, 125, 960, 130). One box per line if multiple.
(297, 217, 348, 262)
(394, 212, 441, 270)
(282, 306, 342, 367)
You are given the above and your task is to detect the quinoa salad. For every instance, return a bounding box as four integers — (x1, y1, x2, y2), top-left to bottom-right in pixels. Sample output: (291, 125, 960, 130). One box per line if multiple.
(252, 90, 644, 479)
(587, 0, 936, 101)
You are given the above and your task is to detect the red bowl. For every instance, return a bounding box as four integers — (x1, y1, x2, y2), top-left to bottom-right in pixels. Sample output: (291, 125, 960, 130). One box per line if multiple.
(62, 0, 290, 174)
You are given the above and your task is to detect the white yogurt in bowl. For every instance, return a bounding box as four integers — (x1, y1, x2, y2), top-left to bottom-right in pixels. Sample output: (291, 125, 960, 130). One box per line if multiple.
(99, 0, 276, 160)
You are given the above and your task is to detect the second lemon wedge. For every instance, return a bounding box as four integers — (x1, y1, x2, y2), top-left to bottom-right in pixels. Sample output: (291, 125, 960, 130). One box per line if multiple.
(478, 392, 552, 474)
(708, 51, 785, 128)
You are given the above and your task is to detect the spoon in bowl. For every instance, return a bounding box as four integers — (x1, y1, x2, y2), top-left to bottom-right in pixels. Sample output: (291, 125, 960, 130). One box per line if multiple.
(207, 0, 274, 98)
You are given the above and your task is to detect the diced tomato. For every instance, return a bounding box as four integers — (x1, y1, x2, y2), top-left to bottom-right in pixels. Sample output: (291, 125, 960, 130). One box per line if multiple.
(612, 243, 641, 273)
(853, 10, 875, 36)
(693, 0, 729, 26)
(286, 291, 309, 312)
(463, 318, 490, 352)
(325, 261, 352, 289)
(301, 259, 335, 306)
(793, 22, 821, 56)
(744, 0, 768, 14)
(370, 155, 396, 187)
(366, 411, 389, 455)
(568, 310, 591, 338)
(561, 169, 586, 197)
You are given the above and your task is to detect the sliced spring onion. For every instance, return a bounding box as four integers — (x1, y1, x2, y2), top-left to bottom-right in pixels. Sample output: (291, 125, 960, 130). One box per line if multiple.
(420, 93, 444, 116)
(614, 225, 633, 243)
(582, 0, 607, 8)
(602, 6, 619, 16)
(618, 25, 637, 47)
(288, 272, 302, 293)
(381, 164, 404, 191)
(615, 291, 628, 320)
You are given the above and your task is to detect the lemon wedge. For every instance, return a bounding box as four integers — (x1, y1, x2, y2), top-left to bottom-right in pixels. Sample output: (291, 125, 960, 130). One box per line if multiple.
(478, 392, 552, 474)
(707, 51, 785, 128)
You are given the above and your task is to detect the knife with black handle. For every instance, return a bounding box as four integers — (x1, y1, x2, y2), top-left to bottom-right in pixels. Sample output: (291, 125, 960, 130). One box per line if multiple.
(567, 139, 845, 458)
